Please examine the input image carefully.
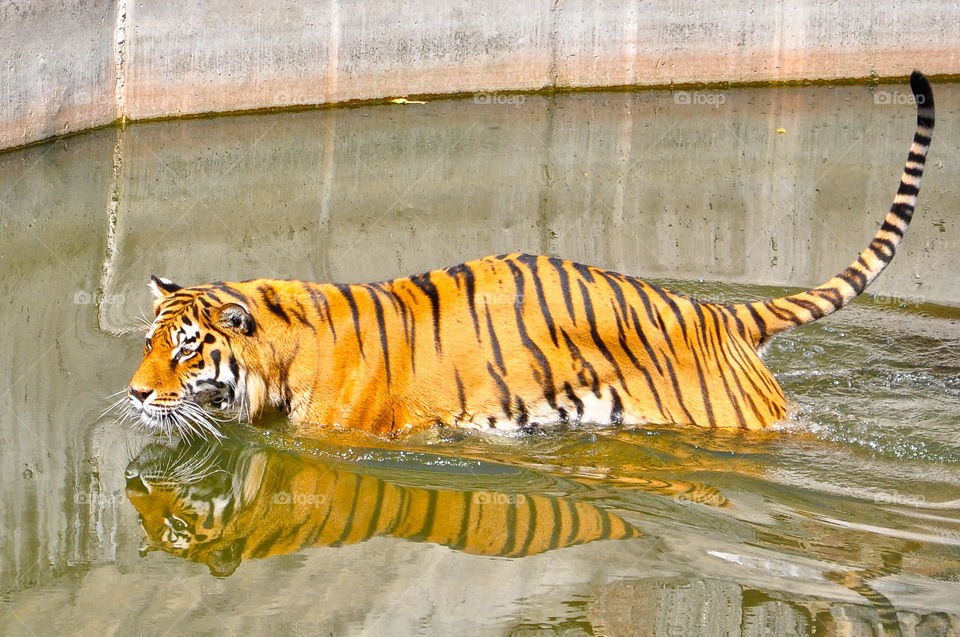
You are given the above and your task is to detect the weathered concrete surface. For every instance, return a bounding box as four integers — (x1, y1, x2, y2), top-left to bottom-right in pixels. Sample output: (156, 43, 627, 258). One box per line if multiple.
(124, 0, 960, 121)
(0, 0, 117, 151)
(3, 0, 960, 150)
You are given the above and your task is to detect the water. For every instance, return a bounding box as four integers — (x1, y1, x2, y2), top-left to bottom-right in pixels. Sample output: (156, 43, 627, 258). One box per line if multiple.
(1, 82, 959, 635)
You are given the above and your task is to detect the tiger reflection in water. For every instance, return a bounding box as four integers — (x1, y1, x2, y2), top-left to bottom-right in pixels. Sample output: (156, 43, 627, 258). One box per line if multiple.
(125, 439, 641, 577)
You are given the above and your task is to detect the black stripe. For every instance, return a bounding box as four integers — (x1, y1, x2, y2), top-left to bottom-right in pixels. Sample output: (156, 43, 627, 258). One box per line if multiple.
(717, 305, 748, 341)
(689, 345, 717, 427)
(564, 502, 581, 546)
(507, 261, 559, 409)
(690, 301, 714, 355)
(446, 264, 481, 339)
(896, 181, 919, 196)
(659, 351, 698, 425)
(365, 287, 391, 386)
(249, 528, 285, 558)
(627, 304, 664, 376)
(906, 151, 925, 164)
(889, 203, 914, 222)
(746, 303, 768, 342)
(497, 496, 519, 556)
(701, 306, 748, 428)
(302, 473, 338, 546)
(599, 507, 612, 540)
(571, 262, 595, 283)
(363, 479, 387, 539)
(560, 329, 601, 396)
(409, 490, 439, 541)
(483, 303, 507, 375)
(838, 267, 868, 292)
(613, 302, 644, 376)
(306, 285, 337, 342)
(810, 287, 844, 307)
(290, 299, 314, 331)
(870, 237, 896, 261)
(334, 284, 365, 358)
(610, 387, 624, 425)
(576, 279, 627, 390)
(514, 396, 529, 427)
(599, 273, 631, 323)
(646, 283, 690, 352)
(713, 309, 777, 422)
(210, 349, 221, 377)
(454, 368, 467, 417)
(393, 288, 417, 373)
(449, 491, 474, 551)
(563, 382, 585, 422)
(409, 273, 442, 353)
(621, 277, 679, 357)
(547, 257, 577, 324)
(782, 296, 825, 320)
(637, 364, 666, 421)
(329, 474, 364, 546)
(516, 496, 539, 556)
(211, 283, 251, 306)
(547, 498, 563, 550)
(610, 298, 629, 347)
(880, 219, 906, 237)
(258, 284, 290, 324)
(764, 300, 802, 324)
(487, 362, 512, 418)
(227, 353, 239, 381)
(516, 254, 559, 347)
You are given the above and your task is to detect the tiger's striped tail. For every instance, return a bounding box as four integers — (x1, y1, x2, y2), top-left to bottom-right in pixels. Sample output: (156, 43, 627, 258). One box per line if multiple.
(734, 71, 934, 347)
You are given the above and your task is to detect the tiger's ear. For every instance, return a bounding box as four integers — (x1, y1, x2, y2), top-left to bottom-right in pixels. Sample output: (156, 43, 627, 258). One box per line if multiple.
(213, 303, 255, 336)
(149, 276, 182, 314)
(149, 275, 182, 299)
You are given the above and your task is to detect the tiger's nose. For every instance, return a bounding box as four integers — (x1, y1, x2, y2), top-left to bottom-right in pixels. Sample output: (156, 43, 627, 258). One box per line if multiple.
(129, 386, 154, 404)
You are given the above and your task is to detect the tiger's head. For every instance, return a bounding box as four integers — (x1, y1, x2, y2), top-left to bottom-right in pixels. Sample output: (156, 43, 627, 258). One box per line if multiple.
(126, 276, 257, 437)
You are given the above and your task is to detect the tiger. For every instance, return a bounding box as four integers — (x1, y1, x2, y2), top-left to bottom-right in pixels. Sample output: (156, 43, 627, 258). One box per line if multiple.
(125, 439, 641, 577)
(124, 72, 934, 438)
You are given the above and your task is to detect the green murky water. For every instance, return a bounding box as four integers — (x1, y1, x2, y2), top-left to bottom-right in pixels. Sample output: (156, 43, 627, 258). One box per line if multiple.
(1, 82, 959, 635)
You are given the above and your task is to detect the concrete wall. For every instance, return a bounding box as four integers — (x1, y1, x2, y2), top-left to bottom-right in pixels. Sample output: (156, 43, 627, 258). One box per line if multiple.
(2, 0, 960, 151)
(0, 0, 117, 150)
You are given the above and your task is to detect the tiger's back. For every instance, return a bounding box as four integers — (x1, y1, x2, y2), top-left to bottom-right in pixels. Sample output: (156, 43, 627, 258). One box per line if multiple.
(367, 254, 786, 432)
